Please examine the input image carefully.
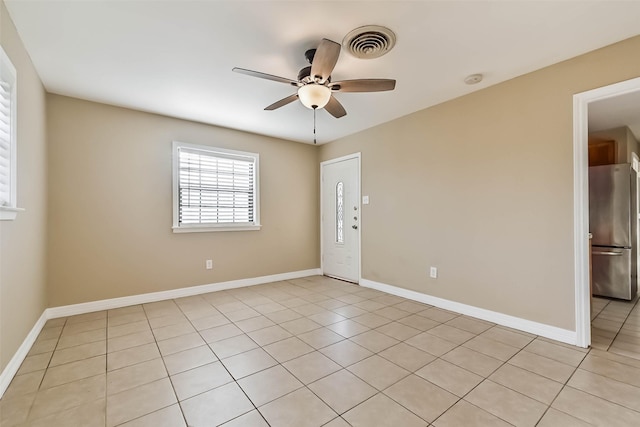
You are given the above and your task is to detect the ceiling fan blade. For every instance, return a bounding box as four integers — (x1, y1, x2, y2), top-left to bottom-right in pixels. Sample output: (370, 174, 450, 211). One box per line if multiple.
(233, 67, 298, 86)
(329, 79, 396, 93)
(264, 93, 298, 111)
(310, 39, 341, 83)
(324, 95, 347, 118)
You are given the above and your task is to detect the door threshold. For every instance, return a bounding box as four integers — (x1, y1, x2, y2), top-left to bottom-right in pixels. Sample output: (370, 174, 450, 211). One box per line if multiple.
(324, 274, 359, 285)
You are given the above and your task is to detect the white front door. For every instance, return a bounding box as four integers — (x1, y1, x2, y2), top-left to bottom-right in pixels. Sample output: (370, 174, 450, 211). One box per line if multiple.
(322, 155, 360, 283)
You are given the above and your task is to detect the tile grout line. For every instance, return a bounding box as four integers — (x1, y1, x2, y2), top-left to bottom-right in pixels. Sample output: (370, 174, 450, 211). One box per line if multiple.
(203, 288, 480, 424)
(529, 338, 593, 426)
(19, 314, 110, 424)
(238, 277, 377, 425)
(552, 348, 640, 416)
(427, 331, 591, 427)
(591, 294, 640, 352)
(134, 302, 188, 427)
(177, 281, 345, 422)
(290, 303, 469, 424)
(174, 292, 270, 427)
(367, 317, 526, 425)
(12, 277, 640, 426)
(605, 295, 640, 350)
(20, 317, 68, 424)
(426, 335, 520, 427)
(207, 284, 362, 423)
(171, 280, 415, 423)
(6, 289, 486, 423)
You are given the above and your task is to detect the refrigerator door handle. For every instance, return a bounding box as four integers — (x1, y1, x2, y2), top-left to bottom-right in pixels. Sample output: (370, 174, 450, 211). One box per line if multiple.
(592, 250, 624, 256)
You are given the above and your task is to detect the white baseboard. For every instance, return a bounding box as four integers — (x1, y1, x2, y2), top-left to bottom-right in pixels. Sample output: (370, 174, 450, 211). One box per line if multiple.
(360, 278, 578, 346)
(0, 268, 321, 399)
(0, 311, 48, 398)
(47, 268, 322, 319)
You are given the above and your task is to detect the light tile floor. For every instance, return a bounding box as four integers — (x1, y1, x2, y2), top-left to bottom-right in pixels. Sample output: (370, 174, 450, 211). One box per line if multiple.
(1, 276, 640, 426)
(591, 294, 640, 359)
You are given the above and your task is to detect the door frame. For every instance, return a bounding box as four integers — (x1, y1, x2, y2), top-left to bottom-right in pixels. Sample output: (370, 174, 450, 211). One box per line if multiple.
(320, 153, 362, 283)
(573, 76, 640, 348)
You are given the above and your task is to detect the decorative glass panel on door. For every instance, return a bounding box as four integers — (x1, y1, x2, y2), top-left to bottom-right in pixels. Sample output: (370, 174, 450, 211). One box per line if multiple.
(336, 181, 344, 244)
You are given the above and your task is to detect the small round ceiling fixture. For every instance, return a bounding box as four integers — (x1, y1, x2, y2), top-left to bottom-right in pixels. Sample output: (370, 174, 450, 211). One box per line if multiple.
(343, 25, 396, 59)
(464, 74, 483, 85)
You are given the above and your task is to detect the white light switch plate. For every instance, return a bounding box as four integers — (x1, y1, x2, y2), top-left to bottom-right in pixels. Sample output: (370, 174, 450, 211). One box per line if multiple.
(362, 196, 370, 205)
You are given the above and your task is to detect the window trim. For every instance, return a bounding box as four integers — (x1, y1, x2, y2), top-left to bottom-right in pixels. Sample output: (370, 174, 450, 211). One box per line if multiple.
(0, 46, 23, 221)
(171, 141, 261, 233)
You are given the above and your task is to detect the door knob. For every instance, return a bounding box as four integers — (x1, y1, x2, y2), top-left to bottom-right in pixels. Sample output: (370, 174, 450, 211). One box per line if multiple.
(352, 225, 358, 230)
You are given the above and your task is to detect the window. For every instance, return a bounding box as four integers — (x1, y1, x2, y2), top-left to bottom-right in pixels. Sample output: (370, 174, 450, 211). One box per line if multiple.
(172, 141, 260, 232)
(0, 46, 20, 221)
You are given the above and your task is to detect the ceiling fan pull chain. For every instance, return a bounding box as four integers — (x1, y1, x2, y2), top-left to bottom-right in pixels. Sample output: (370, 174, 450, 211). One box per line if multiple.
(313, 107, 317, 144)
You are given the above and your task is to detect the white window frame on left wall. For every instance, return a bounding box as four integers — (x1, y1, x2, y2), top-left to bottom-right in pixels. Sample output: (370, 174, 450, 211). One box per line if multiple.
(0, 46, 23, 220)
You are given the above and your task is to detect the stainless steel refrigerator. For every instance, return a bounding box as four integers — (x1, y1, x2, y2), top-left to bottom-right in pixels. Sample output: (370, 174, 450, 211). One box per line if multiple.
(589, 163, 638, 300)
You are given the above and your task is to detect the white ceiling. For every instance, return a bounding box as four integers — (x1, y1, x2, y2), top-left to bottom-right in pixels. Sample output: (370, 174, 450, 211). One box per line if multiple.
(5, 1, 640, 144)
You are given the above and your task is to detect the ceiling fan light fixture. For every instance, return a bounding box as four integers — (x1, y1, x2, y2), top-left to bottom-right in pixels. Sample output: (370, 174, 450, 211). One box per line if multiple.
(298, 84, 331, 109)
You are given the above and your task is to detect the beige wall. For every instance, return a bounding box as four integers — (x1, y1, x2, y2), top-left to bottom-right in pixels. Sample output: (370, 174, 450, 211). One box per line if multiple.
(0, 2, 48, 372)
(320, 35, 640, 331)
(46, 95, 319, 306)
(2, 6, 640, 377)
(626, 128, 640, 162)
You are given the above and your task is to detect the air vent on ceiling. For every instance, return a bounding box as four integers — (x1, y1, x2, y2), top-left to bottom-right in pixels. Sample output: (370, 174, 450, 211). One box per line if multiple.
(343, 25, 396, 59)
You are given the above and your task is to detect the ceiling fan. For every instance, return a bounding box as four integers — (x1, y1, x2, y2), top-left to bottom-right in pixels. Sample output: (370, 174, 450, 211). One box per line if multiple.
(232, 38, 396, 118)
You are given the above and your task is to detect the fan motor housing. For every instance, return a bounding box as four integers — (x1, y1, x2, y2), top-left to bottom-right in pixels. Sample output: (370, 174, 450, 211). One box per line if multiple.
(297, 65, 331, 84)
(297, 66, 311, 82)
(304, 49, 316, 64)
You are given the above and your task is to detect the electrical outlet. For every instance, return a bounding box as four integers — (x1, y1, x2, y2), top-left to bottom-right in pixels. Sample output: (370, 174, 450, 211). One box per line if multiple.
(206, 259, 213, 270)
(430, 266, 438, 279)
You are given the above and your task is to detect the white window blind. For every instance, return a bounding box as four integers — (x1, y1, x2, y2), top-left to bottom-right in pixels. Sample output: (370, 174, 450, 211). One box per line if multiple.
(0, 46, 16, 214)
(173, 142, 260, 232)
(0, 79, 11, 206)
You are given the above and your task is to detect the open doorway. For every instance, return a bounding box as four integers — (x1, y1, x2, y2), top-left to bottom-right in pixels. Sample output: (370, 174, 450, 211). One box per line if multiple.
(573, 76, 640, 348)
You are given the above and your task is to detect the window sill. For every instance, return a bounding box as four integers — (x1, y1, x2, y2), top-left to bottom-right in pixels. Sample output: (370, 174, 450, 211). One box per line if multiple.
(172, 224, 261, 233)
(0, 206, 25, 221)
